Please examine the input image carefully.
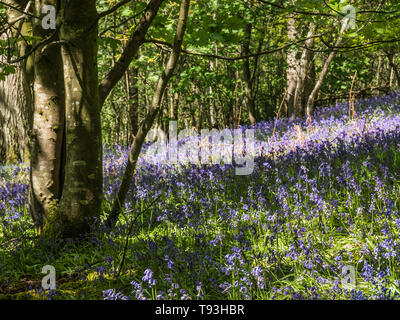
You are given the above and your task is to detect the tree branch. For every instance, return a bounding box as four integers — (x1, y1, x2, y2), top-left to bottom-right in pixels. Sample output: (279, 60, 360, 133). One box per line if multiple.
(97, 0, 131, 19)
(144, 33, 325, 61)
(98, 0, 165, 108)
(0, 0, 38, 19)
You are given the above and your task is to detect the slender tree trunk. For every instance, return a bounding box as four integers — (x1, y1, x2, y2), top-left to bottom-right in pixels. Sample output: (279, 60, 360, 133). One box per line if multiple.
(376, 54, 384, 87)
(127, 57, 140, 137)
(170, 82, 179, 121)
(242, 23, 257, 125)
(225, 63, 236, 128)
(285, 16, 299, 117)
(293, 26, 315, 117)
(303, 59, 315, 108)
(305, 20, 348, 118)
(195, 86, 203, 131)
(387, 52, 400, 89)
(107, 0, 191, 226)
(209, 60, 217, 128)
(208, 8, 218, 128)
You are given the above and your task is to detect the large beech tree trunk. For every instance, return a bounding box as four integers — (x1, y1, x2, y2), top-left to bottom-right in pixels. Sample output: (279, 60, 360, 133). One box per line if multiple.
(52, 0, 103, 237)
(2, 0, 165, 239)
(28, 0, 102, 238)
(29, 0, 65, 229)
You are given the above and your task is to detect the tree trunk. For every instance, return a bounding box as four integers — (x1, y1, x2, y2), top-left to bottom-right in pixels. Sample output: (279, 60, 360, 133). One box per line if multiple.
(387, 52, 400, 89)
(170, 82, 179, 121)
(29, 0, 103, 238)
(376, 54, 384, 87)
(242, 23, 257, 125)
(0, 0, 32, 164)
(292, 26, 315, 118)
(0, 60, 31, 163)
(305, 20, 348, 118)
(209, 60, 217, 128)
(2, 0, 165, 240)
(285, 16, 299, 117)
(29, 0, 66, 230)
(43, 0, 103, 238)
(285, 18, 316, 118)
(127, 59, 140, 137)
(107, 0, 191, 226)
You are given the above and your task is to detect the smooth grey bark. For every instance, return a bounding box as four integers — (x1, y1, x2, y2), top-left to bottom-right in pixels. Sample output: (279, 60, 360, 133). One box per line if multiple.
(29, 0, 66, 230)
(0, 1, 65, 231)
(49, 0, 103, 238)
(2, 0, 165, 239)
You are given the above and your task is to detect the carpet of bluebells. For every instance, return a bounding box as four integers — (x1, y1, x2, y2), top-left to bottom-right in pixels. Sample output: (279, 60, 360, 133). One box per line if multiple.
(2, 93, 400, 300)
